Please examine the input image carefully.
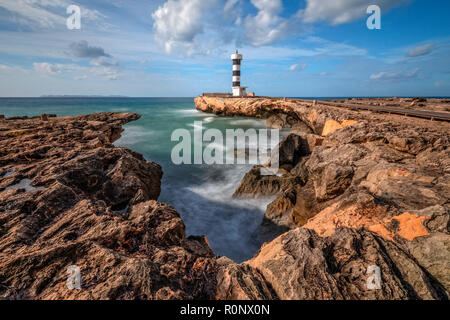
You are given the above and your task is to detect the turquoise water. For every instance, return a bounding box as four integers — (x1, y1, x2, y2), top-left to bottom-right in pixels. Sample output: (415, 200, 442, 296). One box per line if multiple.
(0, 97, 278, 262)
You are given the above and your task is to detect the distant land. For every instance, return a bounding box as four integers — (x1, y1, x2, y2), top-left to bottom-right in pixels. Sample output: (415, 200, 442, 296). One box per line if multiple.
(40, 95, 129, 98)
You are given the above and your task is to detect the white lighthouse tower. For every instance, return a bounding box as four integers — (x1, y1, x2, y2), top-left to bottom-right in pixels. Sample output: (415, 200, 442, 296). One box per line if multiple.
(231, 50, 247, 97)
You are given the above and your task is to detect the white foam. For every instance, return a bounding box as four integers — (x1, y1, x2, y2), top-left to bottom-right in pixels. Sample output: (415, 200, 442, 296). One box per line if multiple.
(173, 109, 205, 117)
(203, 116, 215, 123)
(186, 165, 274, 213)
(111, 107, 130, 112)
(114, 125, 155, 145)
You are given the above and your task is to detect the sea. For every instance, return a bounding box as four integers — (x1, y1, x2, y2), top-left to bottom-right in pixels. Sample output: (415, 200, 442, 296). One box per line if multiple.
(0, 97, 294, 262)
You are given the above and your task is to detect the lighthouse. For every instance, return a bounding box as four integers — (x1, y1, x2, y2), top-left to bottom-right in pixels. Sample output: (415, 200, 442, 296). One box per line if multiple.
(231, 50, 248, 97)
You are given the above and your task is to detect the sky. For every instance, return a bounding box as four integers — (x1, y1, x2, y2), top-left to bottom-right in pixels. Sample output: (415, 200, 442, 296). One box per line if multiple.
(0, 0, 449, 97)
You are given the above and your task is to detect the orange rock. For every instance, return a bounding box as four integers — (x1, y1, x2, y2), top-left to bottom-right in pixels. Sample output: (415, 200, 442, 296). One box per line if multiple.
(341, 120, 358, 127)
(321, 119, 343, 136)
(393, 212, 430, 241)
(321, 119, 358, 137)
(388, 168, 410, 177)
(368, 212, 430, 242)
(369, 224, 394, 241)
(303, 197, 388, 237)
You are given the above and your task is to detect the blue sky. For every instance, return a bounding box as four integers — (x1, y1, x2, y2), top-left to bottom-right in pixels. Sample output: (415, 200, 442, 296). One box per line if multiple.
(0, 0, 449, 97)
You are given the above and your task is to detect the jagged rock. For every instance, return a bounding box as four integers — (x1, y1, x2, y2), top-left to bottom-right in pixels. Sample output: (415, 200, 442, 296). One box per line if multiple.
(314, 164, 354, 201)
(0, 200, 218, 300)
(303, 192, 391, 237)
(266, 113, 288, 129)
(0, 113, 218, 300)
(266, 113, 310, 130)
(264, 187, 298, 228)
(360, 163, 444, 210)
(303, 133, 324, 150)
(321, 119, 343, 136)
(264, 181, 326, 229)
(247, 227, 448, 300)
(233, 166, 302, 198)
(382, 205, 450, 292)
(271, 133, 311, 168)
(305, 144, 366, 201)
(196, 96, 450, 300)
(215, 257, 277, 300)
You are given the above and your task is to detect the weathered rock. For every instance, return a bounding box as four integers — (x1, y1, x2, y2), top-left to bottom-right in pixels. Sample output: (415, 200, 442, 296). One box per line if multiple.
(0, 113, 219, 300)
(304, 192, 392, 237)
(233, 166, 303, 198)
(305, 143, 366, 201)
(266, 113, 288, 129)
(264, 181, 326, 229)
(264, 187, 298, 228)
(321, 119, 343, 136)
(247, 227, 448, 300)
(215, 257, 277, 300)
(360, 162, 445, 210)
(314, 164, 354, 201)
(197, 96, 450, 300)
(0, 200, 218, 300)
(271, 133, 311, 168)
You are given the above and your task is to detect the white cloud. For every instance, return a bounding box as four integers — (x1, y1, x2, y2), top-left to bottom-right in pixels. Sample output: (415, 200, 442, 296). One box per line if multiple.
(224, 0, 243, 24)
(289, 63, 307, 71)
(407, 44, 436, 57)
(224, 0, 240, 13)
(90, 66, 120, 81)
(370, 68, 420, 81)
(300, 0, 409, 25)
(90, 57, 119, 68)
(90, 57, 120, 80)
(32, 61, 119, 80)
(33, 62, 61, 75)
(0, 64, 11, 71)
(304, 36, 368, 56)
(244, 0, 288, 46)
(151, 0, 217, 54)
(0, 0, 106, 29)
(0, 0, 65, 28)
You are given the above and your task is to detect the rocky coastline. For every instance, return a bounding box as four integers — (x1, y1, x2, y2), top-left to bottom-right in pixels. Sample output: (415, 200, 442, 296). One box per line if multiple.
(1, 99, 449, 300)
(195, 96, 450, 299)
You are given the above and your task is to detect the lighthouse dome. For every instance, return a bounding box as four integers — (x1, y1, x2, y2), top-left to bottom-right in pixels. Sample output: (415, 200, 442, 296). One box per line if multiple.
(231, 53, 243, 60)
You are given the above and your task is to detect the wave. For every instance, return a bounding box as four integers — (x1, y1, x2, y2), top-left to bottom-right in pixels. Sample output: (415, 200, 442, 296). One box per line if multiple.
(114, 125, 156, 146)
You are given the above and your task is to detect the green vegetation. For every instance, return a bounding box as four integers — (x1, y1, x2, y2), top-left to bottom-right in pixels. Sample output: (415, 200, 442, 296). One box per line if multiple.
(7, 130, 27, 137)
